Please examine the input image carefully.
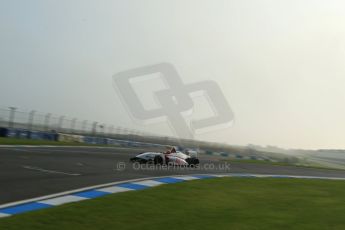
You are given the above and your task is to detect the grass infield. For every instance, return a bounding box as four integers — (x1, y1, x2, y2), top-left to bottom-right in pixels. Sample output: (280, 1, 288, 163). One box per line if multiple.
(0, 177, 345, 230)
(226, 159, 344, 171)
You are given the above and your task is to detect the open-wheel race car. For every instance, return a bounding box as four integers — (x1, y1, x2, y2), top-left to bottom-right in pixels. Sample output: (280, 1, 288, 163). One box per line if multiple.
(130, 148, 200, 167)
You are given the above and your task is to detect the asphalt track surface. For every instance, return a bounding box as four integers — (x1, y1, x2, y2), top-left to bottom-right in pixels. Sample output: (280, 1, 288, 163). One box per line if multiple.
(1, 146, 345, 205)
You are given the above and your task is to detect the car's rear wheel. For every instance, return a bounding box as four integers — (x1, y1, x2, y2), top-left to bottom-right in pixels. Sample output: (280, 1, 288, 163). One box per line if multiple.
(154, 155, 163, 165)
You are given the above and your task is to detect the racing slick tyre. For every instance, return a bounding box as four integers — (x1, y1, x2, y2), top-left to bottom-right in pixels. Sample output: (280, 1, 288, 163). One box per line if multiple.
(186, 158, 199, 167)
(154, 155, 163, 165)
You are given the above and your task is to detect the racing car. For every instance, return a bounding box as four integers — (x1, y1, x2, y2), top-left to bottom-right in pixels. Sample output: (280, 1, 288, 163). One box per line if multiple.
(130, 148, 200, 167)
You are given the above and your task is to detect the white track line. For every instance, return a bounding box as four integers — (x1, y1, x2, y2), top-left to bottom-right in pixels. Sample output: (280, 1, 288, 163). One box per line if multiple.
(97, 186, 133, 193)
(22, 165, 81, 176)
(38, 195, 88, 206)
(0, 213, 10, 218)
(132, 180, 164, 187)
(172, 176, 199, 180)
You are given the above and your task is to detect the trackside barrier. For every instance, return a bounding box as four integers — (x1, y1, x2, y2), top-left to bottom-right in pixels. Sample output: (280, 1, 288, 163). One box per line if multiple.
(82, 136, 108, 145)
(29, 131, 57, 141)
(0, 128, 7, 137)
(0, 128, 57, 141)
(81, 136, 166, 148)
(58, 133, 83, 143)
(6, 128, 29, 139)
(0, 127, 167, 148)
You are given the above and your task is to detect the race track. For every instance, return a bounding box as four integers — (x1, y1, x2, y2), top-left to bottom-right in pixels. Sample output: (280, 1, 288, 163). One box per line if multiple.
(1, 146, 345, 205)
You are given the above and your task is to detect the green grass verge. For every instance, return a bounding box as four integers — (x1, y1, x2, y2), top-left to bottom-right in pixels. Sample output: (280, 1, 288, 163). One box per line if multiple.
(226, 158, 344, 171)
(1, 177, 345, 230)
(0, 137, 113, 147)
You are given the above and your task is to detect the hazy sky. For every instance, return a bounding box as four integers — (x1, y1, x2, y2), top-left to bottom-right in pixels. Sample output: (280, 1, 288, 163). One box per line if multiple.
(1, 0, 345, 149)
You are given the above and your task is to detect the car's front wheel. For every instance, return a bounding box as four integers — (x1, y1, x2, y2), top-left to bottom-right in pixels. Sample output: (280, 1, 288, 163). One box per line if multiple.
(186, 158, 199, 167)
